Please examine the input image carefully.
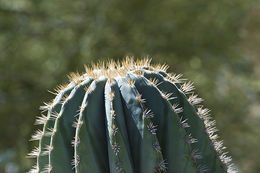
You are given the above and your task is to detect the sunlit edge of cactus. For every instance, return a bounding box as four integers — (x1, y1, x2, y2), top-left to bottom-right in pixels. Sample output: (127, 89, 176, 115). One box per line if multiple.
(27, 57, 236, 173)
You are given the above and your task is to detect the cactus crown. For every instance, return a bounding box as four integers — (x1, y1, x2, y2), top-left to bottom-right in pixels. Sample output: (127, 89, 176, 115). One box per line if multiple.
(28, 58, 236, 173)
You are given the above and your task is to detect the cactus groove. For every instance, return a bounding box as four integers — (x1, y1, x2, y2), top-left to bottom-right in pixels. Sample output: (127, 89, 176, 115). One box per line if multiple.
(28, 58, 236, 173)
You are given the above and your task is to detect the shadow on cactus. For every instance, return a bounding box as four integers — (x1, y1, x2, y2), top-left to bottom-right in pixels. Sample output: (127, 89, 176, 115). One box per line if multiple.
(28, 58, 236, 173)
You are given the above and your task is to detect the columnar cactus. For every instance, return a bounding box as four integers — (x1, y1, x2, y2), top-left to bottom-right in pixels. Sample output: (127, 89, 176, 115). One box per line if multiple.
(28, 58, 236, 173)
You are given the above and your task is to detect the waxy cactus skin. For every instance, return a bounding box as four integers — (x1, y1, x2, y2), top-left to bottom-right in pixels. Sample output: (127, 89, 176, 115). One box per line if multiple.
(28, 58, 236, 173)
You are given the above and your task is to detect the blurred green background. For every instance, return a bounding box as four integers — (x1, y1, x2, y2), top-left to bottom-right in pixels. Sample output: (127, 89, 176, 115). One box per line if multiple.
(0, 0, 259, 172)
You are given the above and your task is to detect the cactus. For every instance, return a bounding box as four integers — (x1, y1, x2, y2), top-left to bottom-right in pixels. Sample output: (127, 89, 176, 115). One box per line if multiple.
(28, 58, 236, 173)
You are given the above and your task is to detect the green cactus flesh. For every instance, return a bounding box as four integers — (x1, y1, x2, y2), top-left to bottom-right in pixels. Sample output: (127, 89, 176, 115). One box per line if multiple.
(28, 58, 236, 173)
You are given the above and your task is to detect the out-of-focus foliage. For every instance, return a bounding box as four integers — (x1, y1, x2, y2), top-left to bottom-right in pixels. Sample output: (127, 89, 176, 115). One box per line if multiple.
(0, 0, 259, 172)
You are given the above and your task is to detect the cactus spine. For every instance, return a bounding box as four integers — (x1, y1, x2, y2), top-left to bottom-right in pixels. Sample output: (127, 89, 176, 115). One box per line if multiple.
(28, 58, 236, 173)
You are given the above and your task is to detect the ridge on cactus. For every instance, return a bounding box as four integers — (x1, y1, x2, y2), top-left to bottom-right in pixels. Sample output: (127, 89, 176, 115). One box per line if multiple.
(28, 57, 236, 173)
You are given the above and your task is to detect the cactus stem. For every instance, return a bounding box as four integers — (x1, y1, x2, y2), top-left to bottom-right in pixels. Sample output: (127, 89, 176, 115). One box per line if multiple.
(29, 58, 236, 173)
